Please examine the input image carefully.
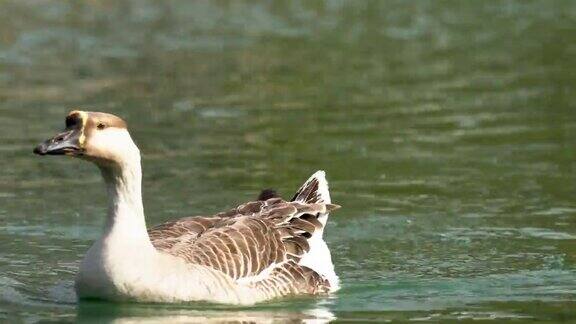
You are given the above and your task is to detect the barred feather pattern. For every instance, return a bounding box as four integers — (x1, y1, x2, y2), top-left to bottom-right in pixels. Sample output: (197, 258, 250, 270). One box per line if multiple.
(147, 197, 338, 298)
(250, 260, 330, 298)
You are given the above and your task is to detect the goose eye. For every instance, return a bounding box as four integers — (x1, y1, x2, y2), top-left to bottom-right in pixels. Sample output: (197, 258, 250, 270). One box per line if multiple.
(97, 123, 106, 130)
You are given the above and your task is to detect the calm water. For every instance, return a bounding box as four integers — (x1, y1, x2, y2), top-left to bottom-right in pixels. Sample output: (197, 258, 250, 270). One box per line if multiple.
(1, 1, 576, 322)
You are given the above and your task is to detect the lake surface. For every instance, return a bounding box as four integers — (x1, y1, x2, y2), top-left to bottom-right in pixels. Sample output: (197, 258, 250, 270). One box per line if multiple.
(1, 0, 575, 322)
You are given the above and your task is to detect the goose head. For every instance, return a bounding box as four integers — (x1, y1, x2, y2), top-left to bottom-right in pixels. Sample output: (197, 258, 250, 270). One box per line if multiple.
(34, 110, 138, 168)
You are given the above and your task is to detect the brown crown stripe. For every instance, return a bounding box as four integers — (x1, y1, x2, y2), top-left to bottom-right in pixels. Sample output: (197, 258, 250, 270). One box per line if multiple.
(67, 111, 128, 130)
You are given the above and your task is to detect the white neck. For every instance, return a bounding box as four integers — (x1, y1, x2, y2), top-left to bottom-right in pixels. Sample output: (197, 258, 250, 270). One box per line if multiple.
(99, 154, 153, 250)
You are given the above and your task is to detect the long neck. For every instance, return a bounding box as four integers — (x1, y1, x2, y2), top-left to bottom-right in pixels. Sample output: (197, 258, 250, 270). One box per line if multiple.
(99, 155, 152, 248)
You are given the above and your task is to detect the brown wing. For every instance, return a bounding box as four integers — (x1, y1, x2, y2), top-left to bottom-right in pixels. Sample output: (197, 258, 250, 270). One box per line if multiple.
(250, 260, 331, 298)
(148, 198, 338, 282)
(148, 216, 225, 251)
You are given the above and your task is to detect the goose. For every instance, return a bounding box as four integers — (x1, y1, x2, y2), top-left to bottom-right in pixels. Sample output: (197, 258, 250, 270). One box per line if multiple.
(33, 110, 340, 305)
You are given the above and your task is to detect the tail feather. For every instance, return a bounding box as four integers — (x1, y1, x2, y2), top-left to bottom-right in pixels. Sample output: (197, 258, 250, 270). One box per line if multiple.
(291, 170, 332, 205)
(292, 171, 340, 290)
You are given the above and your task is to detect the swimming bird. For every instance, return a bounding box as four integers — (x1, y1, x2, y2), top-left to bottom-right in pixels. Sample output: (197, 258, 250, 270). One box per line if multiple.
(33, 111, 340, 305)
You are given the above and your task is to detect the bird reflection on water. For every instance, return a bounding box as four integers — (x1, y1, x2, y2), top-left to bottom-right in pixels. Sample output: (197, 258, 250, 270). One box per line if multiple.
(76, 299, 336, 324)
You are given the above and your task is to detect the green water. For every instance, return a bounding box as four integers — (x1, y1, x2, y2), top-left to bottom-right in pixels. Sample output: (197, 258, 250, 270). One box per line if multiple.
(1, 1, 576, 322)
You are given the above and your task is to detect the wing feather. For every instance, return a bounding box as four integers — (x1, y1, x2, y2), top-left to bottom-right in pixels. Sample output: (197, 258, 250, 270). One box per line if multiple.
(148, 196, 336, 293)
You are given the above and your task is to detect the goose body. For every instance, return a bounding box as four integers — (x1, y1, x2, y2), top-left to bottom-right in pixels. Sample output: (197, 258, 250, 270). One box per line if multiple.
(34, 111, 340, 305)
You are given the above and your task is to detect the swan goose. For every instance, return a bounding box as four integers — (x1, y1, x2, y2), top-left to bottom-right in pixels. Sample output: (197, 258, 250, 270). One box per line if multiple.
(33, 110, 340, 305)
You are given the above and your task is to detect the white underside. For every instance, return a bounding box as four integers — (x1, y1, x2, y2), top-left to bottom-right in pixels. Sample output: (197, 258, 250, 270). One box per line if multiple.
(76, 231, 339, 305)
(76, 238, 267, 305)
(76, 238, 340, 304)
(298, 228, 340, 291)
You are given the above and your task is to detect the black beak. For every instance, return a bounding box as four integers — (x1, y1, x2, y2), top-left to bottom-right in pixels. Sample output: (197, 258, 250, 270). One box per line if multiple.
(34, 129, 83, 156)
